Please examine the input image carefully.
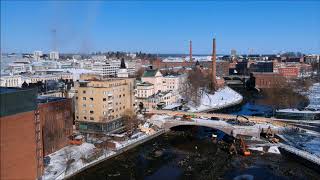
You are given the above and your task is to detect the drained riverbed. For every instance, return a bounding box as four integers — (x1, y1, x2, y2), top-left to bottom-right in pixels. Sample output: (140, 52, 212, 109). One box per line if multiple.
(69, 126, 319, 180)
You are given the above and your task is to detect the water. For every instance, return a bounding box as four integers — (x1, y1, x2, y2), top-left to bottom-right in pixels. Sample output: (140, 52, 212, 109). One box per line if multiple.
(69, 126, 319, 180)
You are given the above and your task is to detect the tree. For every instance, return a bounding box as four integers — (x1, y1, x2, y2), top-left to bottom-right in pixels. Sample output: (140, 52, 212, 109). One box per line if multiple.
(180, 67, 214, 106)
(135, 67, 145, 80)
(122, 110, 138, 137)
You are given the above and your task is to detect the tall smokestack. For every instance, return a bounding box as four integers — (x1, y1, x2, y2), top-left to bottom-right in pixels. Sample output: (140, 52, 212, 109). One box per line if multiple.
(212, 38, 217, 89)
(189, 40, 193, 62)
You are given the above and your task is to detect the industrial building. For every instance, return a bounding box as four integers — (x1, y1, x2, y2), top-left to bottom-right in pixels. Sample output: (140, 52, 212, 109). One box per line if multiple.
(0, 87, 75, 179)
(0, 87, 43, 180)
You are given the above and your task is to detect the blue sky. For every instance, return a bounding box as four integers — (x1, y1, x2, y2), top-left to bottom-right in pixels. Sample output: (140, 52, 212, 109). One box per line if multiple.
(1, 1, 319, 54)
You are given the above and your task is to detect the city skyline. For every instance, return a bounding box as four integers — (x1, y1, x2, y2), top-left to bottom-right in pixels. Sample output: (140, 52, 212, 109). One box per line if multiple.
(1, 1, 320, 54)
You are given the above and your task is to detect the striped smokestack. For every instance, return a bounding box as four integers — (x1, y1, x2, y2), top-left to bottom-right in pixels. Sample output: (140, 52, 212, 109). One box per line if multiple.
(212, 38, 217, 89)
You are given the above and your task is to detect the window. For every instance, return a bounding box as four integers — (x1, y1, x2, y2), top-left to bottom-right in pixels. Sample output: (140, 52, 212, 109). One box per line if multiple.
(76, 116, 79, 119)
(90, 110, 94, 114)
(83, 90, 86, 94)
(119, 95, 121, 98)
(103, 98, 106, 101)
(103, 111, 107, 115)
(83, 104, 86, 107)
(90, 97, 94, 101)
(83, 97, 86, 100)
(123, 94, 125, 97)
(90, 117, 94, 120)
(84, 116, 87, 120)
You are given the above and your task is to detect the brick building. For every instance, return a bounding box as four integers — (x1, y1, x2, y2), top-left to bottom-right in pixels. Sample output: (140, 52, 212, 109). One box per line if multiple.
(37, 97, 73, 156)
(253, 72, 285, 89)
(0, 88, 43, 180)
(278, 67, 299, 78)
(151, 59, 229, 77)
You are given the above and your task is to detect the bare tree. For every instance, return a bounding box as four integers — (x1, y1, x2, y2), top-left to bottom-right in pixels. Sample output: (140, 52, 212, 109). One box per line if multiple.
(180, 68, 215, 106)
(135, 67, 145, 79)
(122, 110, 138, 137)
(63, 148, 74, 174)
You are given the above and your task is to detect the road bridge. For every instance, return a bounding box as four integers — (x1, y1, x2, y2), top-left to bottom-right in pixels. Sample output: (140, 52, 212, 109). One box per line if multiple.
(160, 118, 262, 138)
(149, 109, 289, 127)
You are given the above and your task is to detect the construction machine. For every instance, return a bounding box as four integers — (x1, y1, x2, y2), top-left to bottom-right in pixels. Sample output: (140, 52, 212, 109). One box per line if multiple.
(240, 137, 251, 156)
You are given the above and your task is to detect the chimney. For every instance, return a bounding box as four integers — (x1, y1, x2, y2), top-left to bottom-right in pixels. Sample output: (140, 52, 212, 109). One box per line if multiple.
(212, 38, 217, 89)
(189, 40, 193, 62)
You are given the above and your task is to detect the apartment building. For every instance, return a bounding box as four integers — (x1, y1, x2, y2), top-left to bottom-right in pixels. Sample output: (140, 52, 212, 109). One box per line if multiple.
(74, 74, 136, 134)
(136, 69, 186, 111)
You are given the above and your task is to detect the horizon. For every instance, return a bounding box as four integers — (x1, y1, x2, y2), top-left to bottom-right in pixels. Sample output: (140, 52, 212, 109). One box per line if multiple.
(1, 1, 320, 54)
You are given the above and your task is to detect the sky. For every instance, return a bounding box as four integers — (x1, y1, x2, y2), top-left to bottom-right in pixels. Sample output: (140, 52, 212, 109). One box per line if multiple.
(1, 1, 320, 54)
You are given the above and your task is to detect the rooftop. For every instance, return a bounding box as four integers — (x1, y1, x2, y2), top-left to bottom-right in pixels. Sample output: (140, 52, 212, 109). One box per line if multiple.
(37, 96, 67, 104)
(0, 87, 31, 94)
(142, 69, 158, 77)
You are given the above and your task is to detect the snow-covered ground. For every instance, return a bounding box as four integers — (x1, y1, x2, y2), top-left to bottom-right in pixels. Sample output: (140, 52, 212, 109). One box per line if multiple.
(43, 143, 97, 180)
(187, 86, 243, 112)
(43, 131, 155, 180)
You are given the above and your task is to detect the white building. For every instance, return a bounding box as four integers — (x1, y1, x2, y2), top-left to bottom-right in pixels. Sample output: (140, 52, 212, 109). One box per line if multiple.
(49, 51, 59, 60)
(136, 69, 186, 111)
(0, 75, 23, 87)
(33, 51, 43, 61)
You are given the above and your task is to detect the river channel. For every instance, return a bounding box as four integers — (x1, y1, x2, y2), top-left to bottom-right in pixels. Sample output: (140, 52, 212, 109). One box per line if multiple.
(70, 126, 319, 180)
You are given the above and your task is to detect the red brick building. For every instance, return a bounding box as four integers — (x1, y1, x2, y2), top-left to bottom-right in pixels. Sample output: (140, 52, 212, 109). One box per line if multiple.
(253, 72, 285, 89)
(1, 88, 74, 179)
(0, 88, 43, 180)
(38, 97, 73, 156)
(278, 67, 299, 78)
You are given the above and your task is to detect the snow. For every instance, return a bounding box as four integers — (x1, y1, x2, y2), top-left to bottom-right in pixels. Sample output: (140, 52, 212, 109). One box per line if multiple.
(248, 147, 264, 152)
(187, 86, 243, 112)
(268, 146, 281, 154)
(43, 130, 157, 179)
(44, 143, 96, 180)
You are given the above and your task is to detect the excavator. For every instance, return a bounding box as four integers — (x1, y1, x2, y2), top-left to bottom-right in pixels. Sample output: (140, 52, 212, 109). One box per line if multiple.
(240, 137, 251, 156)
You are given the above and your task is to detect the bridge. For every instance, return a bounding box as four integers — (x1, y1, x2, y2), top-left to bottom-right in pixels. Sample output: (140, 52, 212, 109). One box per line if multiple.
(159, 118, 262, 138)
(149, 109, 289, 126)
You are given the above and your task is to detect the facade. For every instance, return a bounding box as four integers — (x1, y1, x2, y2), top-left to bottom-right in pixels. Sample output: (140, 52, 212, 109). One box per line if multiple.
(0, 75, 23, 87)
(0, 88, 43, 180)
(33, 50, 43, 61)
(49, 51, 59, 60)
(38, 97, 73, 156)
(249, 61, 274, 73)
(92, 60, 138, 77)
(74, 74, 136, 134)
(136, 69, 185, 111)
(278, 67, 299, 78)
(253, 72, 284, 89)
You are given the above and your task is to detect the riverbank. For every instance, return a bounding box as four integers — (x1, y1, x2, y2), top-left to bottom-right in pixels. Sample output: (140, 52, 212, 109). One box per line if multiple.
(43, 130, 165, 180)
(187, 86, 243, 113)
